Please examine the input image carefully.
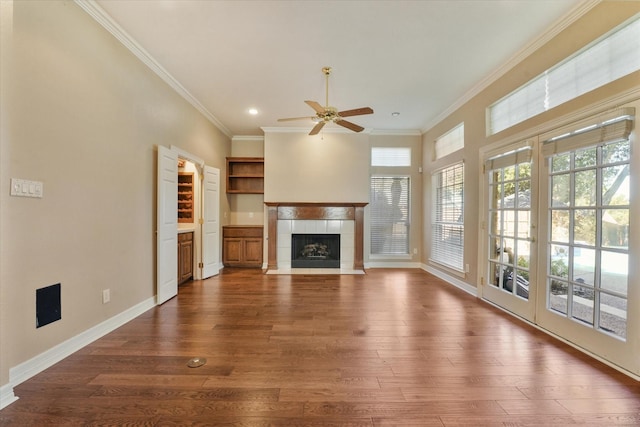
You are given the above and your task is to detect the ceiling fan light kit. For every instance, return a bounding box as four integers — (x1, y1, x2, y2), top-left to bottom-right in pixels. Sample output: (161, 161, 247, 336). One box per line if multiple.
(278, 66, 374, 135)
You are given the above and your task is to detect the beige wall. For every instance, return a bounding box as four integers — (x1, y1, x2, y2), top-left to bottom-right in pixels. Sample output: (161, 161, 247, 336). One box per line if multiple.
(264, 130, 422, 264)
(422, 1, 640, 287)
(0, 0, 230, 387)
(264, 131, 370, 203)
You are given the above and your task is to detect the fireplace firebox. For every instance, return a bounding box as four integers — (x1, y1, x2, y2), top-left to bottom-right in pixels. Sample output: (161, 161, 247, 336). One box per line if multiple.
(291, 234, 340, 268)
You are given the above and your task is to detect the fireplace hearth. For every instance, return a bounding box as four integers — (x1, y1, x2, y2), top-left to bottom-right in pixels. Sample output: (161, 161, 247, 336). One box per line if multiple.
(291, 234, 340, 268)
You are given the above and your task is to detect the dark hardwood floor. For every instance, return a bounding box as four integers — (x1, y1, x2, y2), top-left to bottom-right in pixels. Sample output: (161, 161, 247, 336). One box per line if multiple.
(2, 268, 639, 426)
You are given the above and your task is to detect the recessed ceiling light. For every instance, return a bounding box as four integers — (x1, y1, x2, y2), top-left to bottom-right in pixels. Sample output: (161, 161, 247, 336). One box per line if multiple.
(391, 112, 400, 117)
(248, 108, 258, 115)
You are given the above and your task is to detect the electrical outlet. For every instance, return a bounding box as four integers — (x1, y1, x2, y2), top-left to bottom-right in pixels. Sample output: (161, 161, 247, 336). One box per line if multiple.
(413, 248, 418, 254)
(102, 289, 110, 304)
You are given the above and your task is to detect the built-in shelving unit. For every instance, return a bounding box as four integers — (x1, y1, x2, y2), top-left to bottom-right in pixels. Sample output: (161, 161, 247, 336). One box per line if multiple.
(226, 157, 264, 194)
(178, 172, 194, 223)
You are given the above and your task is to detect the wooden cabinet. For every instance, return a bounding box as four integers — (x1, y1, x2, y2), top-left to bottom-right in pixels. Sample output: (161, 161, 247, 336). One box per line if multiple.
(178, 172, 194, 223)
(226, 157, 264, 194)
(178, 232, 194, 284)
(223, 226, 263, 268)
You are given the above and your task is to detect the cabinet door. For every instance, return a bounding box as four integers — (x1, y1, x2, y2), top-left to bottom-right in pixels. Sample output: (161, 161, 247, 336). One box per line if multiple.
(244, 238, 263, 265)
(179, 239, 193, 282)
(223, 238, 243, 264)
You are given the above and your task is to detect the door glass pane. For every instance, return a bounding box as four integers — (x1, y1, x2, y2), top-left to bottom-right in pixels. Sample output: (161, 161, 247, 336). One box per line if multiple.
(602, 140, 630, 164)
(550, 244, 569, 279)
(516, 240, 530, 269)
(575, 147, 597, 168)
(518, 162, 531, 178)
(602, 166, 630, 205)
(552, 153, 570, 172)
(572, 285, 595, 326)
(573, 247, 595, 286)
(573, 209, 596, 245)
(599, 294, 627, 339)
(602, 209, 629, 249)
(552, 174, 570, 205)
(600, 251, 628, 295)
(516, 211, 530, 238)
(549, 279, 568, 315)
(551, 210, 570, 243)
(517, 180, 531, 208)
(574, 170, 596, 206)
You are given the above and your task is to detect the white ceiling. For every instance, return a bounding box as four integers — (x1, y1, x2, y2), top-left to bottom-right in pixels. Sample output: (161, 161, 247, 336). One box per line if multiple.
(91, 0, 589, 137)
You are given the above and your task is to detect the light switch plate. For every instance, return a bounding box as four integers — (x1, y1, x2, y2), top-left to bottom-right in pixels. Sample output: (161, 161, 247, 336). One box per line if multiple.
(10, 178, 43, 198)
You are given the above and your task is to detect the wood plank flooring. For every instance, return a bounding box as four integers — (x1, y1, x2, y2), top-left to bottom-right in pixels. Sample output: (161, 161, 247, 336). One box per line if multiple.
(2, 268, 639, 426)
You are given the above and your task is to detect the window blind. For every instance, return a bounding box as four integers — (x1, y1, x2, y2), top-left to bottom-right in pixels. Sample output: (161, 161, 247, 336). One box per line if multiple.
(370, 176, 410, 255)
(371, 147, 411, 167)
(542, 110, 634, 157)
(431, 163, 464, 270)
(434, 123, 464, 160)
(485, 147, 533, 171)
(489, 16, 640, 135)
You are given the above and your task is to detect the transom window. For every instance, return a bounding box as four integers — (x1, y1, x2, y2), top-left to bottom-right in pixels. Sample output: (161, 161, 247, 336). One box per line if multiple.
(488, 16, 640, 135)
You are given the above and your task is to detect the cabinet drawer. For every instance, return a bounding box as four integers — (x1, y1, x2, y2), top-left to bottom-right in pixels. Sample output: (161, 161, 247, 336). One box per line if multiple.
(223, 226, 263, 238)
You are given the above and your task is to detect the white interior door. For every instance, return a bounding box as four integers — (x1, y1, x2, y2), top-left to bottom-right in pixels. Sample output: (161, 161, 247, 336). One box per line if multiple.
(202, 165, 220, 278)
(156, 146, 178, 304)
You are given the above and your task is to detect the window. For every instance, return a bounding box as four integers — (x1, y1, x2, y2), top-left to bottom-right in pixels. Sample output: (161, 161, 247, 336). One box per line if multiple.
(434, 123, 464, 160)
(488, 16, 640, 135)
(371, 147, 411, 167)
(370, 177, 410, 255)
(544, 111, 633, 339)
(432, 163, 464, 271)
(370, 147, 411, 256)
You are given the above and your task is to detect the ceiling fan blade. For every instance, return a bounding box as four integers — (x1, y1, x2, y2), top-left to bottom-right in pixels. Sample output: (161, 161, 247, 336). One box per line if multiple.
(277, 116, 315, 122)
(336, 119, 364, 133)
(309, 121, 326, 135)
(305, 100, 326, 114)
(338, 107, 374, 118)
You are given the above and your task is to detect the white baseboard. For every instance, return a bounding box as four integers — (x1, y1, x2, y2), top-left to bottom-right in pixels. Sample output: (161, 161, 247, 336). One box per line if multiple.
(0, 384, 18, 409)
(421, 263, 478, 297)
(0, 296, 155, 410)
(365, 261, 422, 269)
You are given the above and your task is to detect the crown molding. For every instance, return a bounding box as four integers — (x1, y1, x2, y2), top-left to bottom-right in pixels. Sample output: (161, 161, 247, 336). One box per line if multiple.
(420, 0, 601, 134)
(260, 127, 421, 136)
(370, 129, 422, 136)
(74, 0, 232, 138)
(232, 136, 265, 142)
(261, 126, 372, 135)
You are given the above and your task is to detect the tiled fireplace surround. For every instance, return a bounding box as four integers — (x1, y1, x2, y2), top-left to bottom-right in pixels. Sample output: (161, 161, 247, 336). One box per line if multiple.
(264, 202, 367, 273)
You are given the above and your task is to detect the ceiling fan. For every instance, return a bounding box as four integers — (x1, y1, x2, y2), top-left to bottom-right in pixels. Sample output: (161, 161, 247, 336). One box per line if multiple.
(278, 67, 374, 135)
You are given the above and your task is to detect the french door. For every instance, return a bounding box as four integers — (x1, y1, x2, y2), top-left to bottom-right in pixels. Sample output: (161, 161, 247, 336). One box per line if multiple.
(482, 142, 537, 322)
(481, 104, 639, 377)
